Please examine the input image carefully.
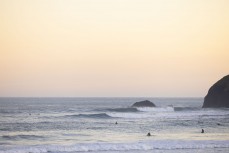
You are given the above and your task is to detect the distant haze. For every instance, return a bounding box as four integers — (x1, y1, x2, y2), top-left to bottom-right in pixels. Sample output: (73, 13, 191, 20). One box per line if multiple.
(0, 0, 229, 97)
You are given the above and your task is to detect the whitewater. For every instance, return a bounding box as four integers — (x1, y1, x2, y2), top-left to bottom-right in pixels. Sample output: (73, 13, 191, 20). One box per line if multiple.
(0, 97, 229, 153)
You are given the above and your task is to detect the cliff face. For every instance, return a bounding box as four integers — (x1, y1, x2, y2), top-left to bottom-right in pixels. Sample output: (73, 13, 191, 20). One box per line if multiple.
(203, 75, 229, 108)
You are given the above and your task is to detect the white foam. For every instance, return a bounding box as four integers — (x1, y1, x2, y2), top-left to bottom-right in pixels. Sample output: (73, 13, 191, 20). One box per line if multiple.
(106, 107, 175, 119)
(1, 140, 229, 153)
(105, 107, 175, 119)
(107, 112, 153, 119)
(136, 107, 174, 112)
(107, 108, 229, 119)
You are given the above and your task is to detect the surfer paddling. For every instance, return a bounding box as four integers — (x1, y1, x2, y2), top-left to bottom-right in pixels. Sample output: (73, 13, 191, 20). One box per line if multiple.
(201, 129, 204, 133)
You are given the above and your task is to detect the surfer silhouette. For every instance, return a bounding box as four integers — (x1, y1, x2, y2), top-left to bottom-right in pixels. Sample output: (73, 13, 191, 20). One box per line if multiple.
(201, 129, 204, 133)
(147, 132, 151, 136)
(115, 121, 118, 124)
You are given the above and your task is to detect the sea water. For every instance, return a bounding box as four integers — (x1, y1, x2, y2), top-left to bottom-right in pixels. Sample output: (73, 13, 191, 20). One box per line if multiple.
(0, 97, 229, 153)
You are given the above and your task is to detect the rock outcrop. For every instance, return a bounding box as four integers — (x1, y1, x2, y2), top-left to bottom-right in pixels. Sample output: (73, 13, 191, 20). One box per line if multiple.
(131, 100, 156, 107)
(202, 75, 229, 108)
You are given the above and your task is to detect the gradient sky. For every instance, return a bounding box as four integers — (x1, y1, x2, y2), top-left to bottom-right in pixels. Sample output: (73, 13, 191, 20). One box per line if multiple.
(0, 0, 229, 97)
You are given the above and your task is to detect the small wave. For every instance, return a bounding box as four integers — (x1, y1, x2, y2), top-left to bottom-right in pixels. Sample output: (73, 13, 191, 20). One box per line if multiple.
(0, 110, 22, 114)
(0, 142, 11, 146)
(1, 135, 44, 140)
(1, 140, 229, 153)
(62, 133, 89, 137)
(174, 107, 201, 111)
(0, 128, 10, 131)
(137, 107, 174, 112)
(65, 113, 112, 119)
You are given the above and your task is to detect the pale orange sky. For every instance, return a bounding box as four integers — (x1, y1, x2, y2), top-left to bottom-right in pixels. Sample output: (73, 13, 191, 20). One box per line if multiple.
(0, 0, 229, 97)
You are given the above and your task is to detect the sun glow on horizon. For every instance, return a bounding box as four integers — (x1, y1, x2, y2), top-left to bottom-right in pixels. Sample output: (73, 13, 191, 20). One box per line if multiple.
(0, 0, 229, 97)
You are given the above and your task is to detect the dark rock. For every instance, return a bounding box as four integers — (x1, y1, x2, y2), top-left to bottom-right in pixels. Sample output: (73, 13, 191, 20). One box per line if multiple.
(202, 75, 229, 108)
(131, 100, 156, 107)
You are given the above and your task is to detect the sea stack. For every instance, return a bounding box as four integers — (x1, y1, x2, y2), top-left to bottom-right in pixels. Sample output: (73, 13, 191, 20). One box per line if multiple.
(131, 100, 156, 107)
(202, 75, 229, 108)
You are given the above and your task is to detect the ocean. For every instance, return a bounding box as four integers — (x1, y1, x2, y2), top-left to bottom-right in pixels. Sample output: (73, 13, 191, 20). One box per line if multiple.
(0, 97, 229, 153)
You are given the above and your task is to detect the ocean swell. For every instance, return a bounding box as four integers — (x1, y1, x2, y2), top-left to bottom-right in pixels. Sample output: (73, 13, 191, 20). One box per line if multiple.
(65, 113, 112, 119)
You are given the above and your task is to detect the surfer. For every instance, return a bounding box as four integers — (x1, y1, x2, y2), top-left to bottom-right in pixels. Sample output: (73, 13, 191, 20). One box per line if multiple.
(147, 132, 151, 136)
(115, 121, 118, 124)
(201, 129, 204, 133)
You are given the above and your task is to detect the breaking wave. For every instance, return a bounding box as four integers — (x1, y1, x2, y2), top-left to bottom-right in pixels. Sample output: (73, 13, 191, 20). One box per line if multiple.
(0, 140, 229, 153)
(136, 107, 174, 112)
(64, 106, 229, 119)
(97, 106, 175, 113)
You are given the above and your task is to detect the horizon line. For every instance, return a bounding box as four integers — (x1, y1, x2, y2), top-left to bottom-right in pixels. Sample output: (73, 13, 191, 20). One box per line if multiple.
(0, 96, 204, 98)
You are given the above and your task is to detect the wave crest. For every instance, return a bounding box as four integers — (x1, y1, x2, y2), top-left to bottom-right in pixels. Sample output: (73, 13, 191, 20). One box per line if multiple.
(136, 107, 174, 112)
(107, 112, 152, 119)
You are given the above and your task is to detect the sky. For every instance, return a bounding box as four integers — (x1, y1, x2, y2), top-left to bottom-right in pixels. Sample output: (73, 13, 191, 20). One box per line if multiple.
(0, 0, 229, 97)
